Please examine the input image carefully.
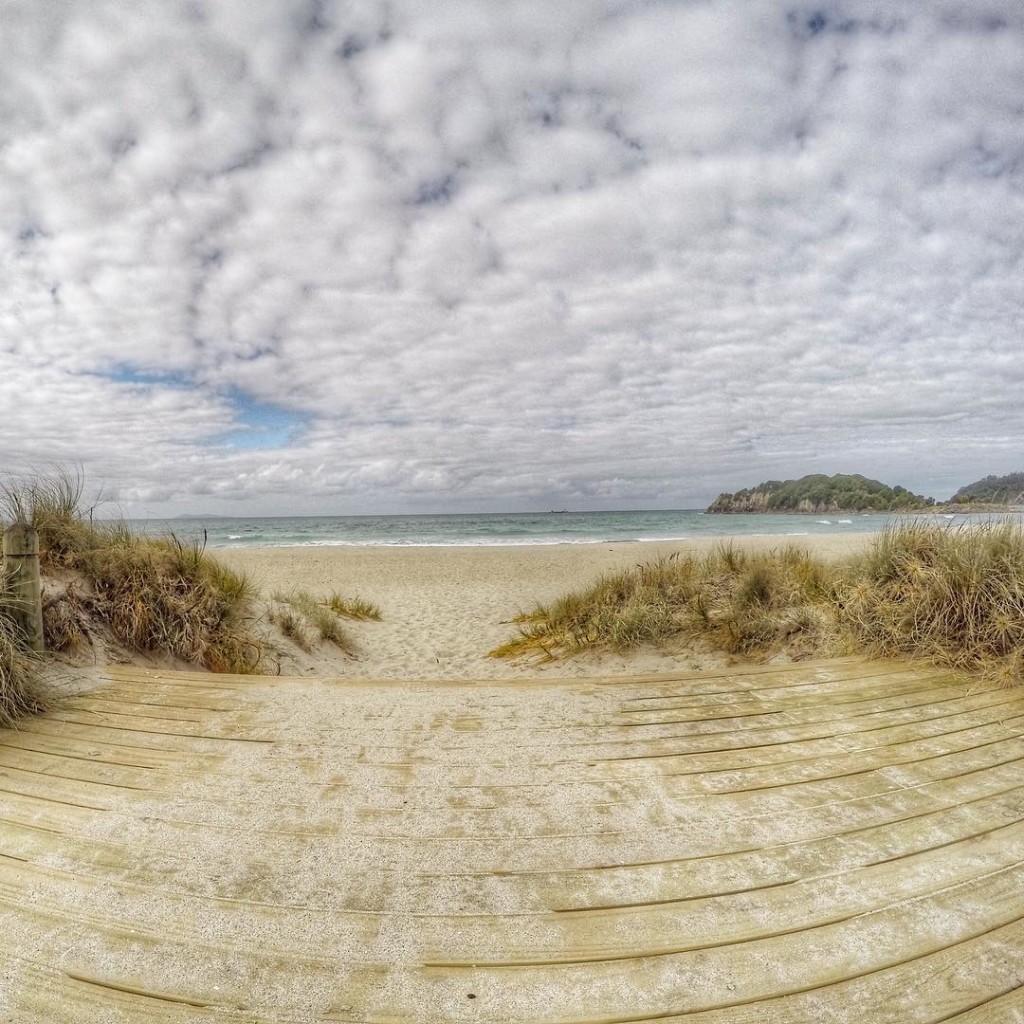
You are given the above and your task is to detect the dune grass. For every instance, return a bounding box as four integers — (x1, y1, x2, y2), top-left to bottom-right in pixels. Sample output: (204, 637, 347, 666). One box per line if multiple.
(0, 596, 45, 728)
(325, 593, 382, 621)
(270, 590, 382, 655)
(492, 522, 1024, 686)
(1, 469, 96, 567)
(841, 521, 1024, 685)
(1, 471, 265, 674)
(492, 544, 847, 663)
(78, 533, 265, 672)
(269, 605, 317, 653)
(41, 586, 90, 654)
(272, 590, 357, 654)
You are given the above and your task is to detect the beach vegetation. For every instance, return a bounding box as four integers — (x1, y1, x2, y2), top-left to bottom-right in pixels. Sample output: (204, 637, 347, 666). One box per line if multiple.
(41, 585, 91, 654)
(78, 534, 264, 672)
(493, 523, 1024, 687)
(1, 469, 266, 678)
(491, 546, 848, 663)
(1, 467, 97, 565)
(269, 604, 316, 653)
(839, 522, 1024, 685)
(325, 593, 382, 620)
(0, 587, 45, 728)
(271, 590, 357, 654)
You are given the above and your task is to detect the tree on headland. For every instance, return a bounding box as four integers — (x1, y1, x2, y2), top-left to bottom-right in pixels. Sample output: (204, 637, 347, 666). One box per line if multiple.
(707, 474, 934, 514)
(951, 472, 1024, 506)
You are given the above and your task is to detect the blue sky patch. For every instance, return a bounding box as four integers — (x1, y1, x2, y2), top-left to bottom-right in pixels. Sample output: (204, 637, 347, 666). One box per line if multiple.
(220, 388, 309, 450)
(96, 368, 305, 449)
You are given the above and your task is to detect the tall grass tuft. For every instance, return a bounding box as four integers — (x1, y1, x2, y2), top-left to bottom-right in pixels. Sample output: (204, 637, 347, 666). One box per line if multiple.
(492, 524, 1024, 687)
(492, 546, 846, 663)
(2, 470, 265, 674)
(272, 591, 357, 654)
(270, 605, 316, 653)
(1, 468, 95, 566)
(0, 599, 44, 728)
(841, 522, 1024, 685)
(78, 534, 264, 672)
(325, 593, 382, 621)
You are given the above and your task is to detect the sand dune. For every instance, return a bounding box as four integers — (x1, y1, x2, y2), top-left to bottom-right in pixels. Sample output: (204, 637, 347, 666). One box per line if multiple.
(217, 534, 875, 680)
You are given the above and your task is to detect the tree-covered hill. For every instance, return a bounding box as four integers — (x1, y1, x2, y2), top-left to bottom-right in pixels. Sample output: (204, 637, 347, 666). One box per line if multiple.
(951, 472, 1024, 505)
(708, 474, 935, 514)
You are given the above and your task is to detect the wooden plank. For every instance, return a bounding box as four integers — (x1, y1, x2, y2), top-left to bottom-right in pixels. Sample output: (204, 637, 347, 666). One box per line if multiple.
(1, 658, 1022, 1023)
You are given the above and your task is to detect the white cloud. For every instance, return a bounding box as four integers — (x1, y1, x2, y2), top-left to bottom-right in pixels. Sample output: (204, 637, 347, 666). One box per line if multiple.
(2, 0, 1023, 513)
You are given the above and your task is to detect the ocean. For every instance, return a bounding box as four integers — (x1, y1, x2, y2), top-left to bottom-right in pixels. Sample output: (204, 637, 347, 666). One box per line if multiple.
(125, 508, 1007, 550)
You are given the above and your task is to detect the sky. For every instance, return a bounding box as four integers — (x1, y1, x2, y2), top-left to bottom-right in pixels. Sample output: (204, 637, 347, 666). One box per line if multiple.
(2, 0, 1023, 517)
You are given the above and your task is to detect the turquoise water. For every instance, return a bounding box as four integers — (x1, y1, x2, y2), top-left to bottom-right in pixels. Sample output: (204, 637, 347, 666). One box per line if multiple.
(126, 509, 1013, 550)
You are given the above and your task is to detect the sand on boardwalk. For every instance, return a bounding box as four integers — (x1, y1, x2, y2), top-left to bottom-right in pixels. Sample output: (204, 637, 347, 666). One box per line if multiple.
(216, 533, 875, 680)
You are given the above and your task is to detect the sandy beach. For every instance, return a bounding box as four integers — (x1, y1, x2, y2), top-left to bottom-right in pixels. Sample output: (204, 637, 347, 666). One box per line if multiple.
(217, 533, 876, 680)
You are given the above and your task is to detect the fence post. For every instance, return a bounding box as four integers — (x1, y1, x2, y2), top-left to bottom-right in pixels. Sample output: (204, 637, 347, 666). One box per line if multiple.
(2, 523, 44, 652)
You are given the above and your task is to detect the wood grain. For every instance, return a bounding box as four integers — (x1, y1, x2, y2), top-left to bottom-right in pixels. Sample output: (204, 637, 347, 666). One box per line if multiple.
(2, 657, 1022, 1022)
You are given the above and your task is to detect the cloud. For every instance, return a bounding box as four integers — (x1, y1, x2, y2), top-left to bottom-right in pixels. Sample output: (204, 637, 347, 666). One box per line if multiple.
(2, 0, 1023, 514)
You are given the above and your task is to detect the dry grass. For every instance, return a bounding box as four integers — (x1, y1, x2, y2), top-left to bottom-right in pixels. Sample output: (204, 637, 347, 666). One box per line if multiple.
(1, 468, 96, 567)
(492, 545, 848, 663)
(42, 587, 90, 654)
(0, 599, 45, 728)
(2, 471, 266, 675)
(269, 605, 316, 653)
(325, 593, 382, 621)
(492, 524, 1024, 687)
(77, 534, 265, 672)
(272, 590, 356, 654)
(840, 522, 1024, 686)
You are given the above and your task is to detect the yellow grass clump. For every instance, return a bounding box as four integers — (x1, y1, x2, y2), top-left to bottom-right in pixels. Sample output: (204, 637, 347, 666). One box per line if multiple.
(79, 534, 264, 672)
(0, 585, 46, 727)
(840, 522, 1024, 685)
(325, 593, 382, 620)
(271, 590, 357, 654)
(492, 544, 848, 663)
(2, 471, 266, 675)
(493, 523, 1024, 687)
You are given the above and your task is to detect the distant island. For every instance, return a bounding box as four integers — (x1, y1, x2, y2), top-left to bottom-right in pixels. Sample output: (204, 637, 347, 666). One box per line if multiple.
(950, 472, 1024, 506)
(708, 474, 935, 514)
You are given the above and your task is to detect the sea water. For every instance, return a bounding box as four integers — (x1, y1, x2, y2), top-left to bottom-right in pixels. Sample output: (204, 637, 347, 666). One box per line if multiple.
(124, 509, 1014, 550)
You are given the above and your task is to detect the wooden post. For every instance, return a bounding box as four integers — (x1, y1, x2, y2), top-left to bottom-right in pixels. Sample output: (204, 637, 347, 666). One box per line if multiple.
(2, 523, 44, 652)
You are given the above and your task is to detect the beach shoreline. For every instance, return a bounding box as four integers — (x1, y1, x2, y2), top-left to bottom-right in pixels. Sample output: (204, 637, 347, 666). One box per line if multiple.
(138, 506, 948, 551)
(216, 533, 877, 680)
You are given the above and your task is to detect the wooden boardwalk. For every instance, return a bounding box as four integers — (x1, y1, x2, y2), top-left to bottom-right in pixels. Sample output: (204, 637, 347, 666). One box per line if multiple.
(2, 657, 1023, 1022)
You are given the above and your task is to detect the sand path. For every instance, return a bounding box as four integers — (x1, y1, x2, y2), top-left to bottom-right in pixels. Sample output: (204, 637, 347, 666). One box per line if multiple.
(217, 535, 877, 679)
